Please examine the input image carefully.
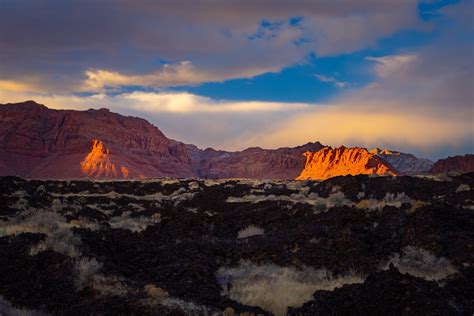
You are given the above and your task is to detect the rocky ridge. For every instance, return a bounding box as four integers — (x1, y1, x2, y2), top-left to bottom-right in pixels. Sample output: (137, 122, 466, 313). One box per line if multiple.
(0, 101, 472, 180)
(297, 146, 399, 180)
(0, 101, 194, 179)
(370, 148, 434, 174)
(430, 154, 474, 174)
(0, 101, 325, 180)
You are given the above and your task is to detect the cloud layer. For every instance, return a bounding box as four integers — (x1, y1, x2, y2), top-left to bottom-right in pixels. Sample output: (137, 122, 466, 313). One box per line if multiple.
(0, 0, 423, 92)
(0, 0, 472, 159)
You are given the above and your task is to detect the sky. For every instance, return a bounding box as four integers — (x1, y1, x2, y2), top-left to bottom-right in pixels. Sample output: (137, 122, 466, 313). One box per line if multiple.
(0, 0, 472, 159)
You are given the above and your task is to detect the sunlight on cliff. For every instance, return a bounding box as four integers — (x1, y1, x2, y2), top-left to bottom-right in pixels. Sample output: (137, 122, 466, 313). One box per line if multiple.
(297, 146, 398, 180)
(80, 139, 129, 178)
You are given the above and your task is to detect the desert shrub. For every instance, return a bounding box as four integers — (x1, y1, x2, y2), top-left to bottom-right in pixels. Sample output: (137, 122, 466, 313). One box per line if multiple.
(384, 246, 457, 281)
(456, 184, 470, 192)
(216, 261, 364, 316)
(237, 225, 264, 239)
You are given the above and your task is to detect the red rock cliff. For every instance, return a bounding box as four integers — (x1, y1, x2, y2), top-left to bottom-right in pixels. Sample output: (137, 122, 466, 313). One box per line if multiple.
(187, 142, 324, 179)
(0, 101, 194, 178)
(296, 146, 399, 180)
(429, 154, 474, 174)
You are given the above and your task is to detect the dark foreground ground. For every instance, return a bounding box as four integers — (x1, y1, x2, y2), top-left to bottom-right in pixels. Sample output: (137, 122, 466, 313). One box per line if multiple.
(0, 173, 473, 315)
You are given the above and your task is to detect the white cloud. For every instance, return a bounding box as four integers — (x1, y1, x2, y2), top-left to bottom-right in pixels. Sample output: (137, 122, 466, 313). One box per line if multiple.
(1, 84, 471, 159)
(315, 74, 350, 88)
(83, 61, 282, 92)
(366, 54, 418, 79)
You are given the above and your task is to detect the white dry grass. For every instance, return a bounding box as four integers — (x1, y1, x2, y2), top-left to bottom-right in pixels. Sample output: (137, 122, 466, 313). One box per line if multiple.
(356, 192, 413, 211)
(226, 191, 352, 212)
(237, 225, 264, 239)
(384, 246, 457, 281)
(456, 184, 470, 192)
(0, 209, 99, 257)
(216, 261, 364, 316)
(108, 211, 161, 232)
(75, 257, 128, 297)
(143, 284, 215, 315)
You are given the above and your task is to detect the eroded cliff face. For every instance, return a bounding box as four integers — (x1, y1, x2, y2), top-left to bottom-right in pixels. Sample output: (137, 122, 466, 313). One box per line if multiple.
(80, 140, 130, 178)
(0, 101, 327, 179)
(0, 101, 195, 178)
(297, 146, 399, 180)
(2, 101, 468, 180)
(430, 154, 474, 174)
(187, 142, 325, 180)
(370, 148, 434, 174)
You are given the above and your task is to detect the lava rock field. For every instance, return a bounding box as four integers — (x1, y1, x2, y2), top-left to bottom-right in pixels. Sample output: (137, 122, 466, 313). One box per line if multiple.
(0, 173, 473, 315)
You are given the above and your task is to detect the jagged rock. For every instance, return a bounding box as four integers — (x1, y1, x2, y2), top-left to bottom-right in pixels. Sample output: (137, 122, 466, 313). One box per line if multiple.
(1, 173, 473, 315)
(297, 146, 399, 180)
(288, 266, 474, 315)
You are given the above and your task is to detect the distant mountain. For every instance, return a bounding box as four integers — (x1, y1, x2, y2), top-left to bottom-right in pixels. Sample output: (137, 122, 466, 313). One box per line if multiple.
(430, 154, 474, 174)
(187, 142, 324, 179)
(0, 101, 322, 179)
(369, 148, 434, 174)
(1, 101, 470, 180)
(297, 146, 399, 180)
(0, 101, 194, 178)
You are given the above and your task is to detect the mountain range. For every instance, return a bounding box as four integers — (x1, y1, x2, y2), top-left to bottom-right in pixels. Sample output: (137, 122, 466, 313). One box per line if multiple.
(1, 101, 472, 180)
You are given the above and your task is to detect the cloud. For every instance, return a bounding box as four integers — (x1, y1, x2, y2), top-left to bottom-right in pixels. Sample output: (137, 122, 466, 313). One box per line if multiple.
(0, 1, 471, 159)
(1, 85, 471, 159)
(314, 74, 350, 88)
(0, 0, 423, 92)
(245, 103, 473, 158)
(83, 61, 280, 92)
(365, 55, 418, 79)
(0, 80, 36, 93)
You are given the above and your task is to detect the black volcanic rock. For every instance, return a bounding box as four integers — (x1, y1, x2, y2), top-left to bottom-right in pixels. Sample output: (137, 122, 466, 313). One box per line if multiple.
(288, 265, 474, 315)
(0, 173, 473, 315)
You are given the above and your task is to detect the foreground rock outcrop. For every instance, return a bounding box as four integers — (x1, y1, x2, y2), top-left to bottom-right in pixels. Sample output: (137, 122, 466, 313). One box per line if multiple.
(430, 154, 474, 174)
(297, 146, 399, 180)
(1, 173, 473, 315)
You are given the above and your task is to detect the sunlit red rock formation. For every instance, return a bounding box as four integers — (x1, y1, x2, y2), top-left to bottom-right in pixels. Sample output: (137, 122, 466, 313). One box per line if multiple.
(0, 101, 194, 178)
(0, 101, 323, 179)
(297, 146, 399, 180)
(429, 154, 474, 174)
(187, 142, 324, 179)
(1, 101, 469, 180)
(370, 147, 433, 174)
(80, 139, 130, 178)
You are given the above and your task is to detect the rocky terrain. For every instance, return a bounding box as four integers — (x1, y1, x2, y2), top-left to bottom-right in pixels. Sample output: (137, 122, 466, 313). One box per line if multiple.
(0, 101, 324, 180)
(187, 142, 324, 179)
(430, 154, 474, 174)
(2, 101, 473, 181)
(1, 173, 473, 315)
(0, 101, 194, 179)
(297, 146, 399, 180)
